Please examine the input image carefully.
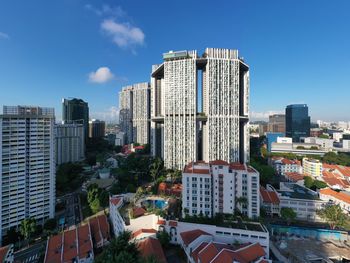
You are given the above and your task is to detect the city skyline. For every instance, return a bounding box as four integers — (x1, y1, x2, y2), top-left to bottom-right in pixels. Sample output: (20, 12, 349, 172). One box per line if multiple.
(1, 0, 350, 122)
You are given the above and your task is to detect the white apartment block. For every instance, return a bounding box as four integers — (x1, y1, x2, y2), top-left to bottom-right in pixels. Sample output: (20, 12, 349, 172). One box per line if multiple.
(151, 48, 250, 170)
(119, 83, 150, 145)
(271, 157, 303, 176)
(303, 157, 322, 178)
(182, 160, 260, 219)
(0, 106, 55, 243)
(55, 123, 85, 165)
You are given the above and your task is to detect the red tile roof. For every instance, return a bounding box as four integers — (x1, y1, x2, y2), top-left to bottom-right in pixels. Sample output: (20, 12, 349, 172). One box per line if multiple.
(260, 187, 280, 204)
(232, 242, 266, 262)
(191, 242, 208, 262)
(78, 224, 93, 259)
(133, 207, 146, 218)
(89, 215, 110, 246)
(45, 233, 63, 263)
(138, 237, 167, 263)
(110, 196, 122, 206)
(229, 163, 246, 170)
(320, 188, 350, 204)
(285, 172, 304, 182)
(180, 229, 211, 246)
(210, 160, 229, 165)
(0, 245, 11, 263)
(63, 228, 78, 262)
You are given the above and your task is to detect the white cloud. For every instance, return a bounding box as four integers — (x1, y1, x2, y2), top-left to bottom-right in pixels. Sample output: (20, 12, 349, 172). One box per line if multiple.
(88, 67, 115, 83)
(85, 4, 126, 17)
(101, 19, 145, 48)
(91, 106, 119, 122)
(0, 32, 9, 40)
(250, 110, 283, 120)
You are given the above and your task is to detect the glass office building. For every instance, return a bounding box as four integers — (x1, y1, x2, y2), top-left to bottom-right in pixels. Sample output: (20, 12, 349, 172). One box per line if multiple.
(285, 104, 310, 142)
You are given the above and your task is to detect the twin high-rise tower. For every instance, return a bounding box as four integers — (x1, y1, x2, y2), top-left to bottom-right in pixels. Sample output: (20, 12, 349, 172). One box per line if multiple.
(120, 48, 250, 170)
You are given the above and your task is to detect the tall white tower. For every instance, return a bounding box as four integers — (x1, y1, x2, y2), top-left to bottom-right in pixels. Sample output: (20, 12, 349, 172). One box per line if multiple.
(0, 106, 56, 243)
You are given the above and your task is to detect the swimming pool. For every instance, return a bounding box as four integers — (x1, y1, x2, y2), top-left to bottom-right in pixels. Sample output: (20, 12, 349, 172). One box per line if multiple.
(270, 224, 348, 242)
(143, 199, 168, 209)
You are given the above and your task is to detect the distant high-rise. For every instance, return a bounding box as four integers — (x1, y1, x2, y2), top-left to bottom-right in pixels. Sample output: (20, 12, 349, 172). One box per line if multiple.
(119, 82, 150, 145)
(0, 106, 56, 243)
(151, 48, 250, 170)
(268, 114, 285, 134)
(55, 123, 85, 165)
(89, 119, 105, 138)
(285, 104, 310, 142)
(62, 98, 89, 139)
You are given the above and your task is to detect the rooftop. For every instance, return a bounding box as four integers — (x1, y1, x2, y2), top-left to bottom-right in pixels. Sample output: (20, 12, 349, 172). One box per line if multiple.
(138, 237, 167, 263)
(319, 188, 350, 204)
(278, 183, 320, 201)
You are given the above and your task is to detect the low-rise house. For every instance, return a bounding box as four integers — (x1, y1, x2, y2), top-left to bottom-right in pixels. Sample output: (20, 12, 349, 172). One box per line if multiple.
(283, 172, 305, 184)
(277, 182, 326, 221)
(271, 157, 302, 176)
(138, 237, 167, 263)
(179, 229, 270, 263)
(319, 188, 350, 214)
(89, 214, 111, 248)
(0, 244, 14, 263)
(260, 186, 280, 216)
(44, 224, 94, 263)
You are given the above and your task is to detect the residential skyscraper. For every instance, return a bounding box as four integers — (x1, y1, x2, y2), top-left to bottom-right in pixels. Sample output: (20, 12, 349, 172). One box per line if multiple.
(0, 106, 56, 243)
(62, 98, 89, 139)
(119, 86, 133, 144)
(119, 82, 150, 145)
(151, 48, 250, 170)
(55, 123, 85, 165)
(88, 119, 105, 138)
(285, 104, 310, 142)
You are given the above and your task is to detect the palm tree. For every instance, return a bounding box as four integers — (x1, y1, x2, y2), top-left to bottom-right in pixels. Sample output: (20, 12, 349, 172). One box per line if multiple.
(235, 197, 248, 213)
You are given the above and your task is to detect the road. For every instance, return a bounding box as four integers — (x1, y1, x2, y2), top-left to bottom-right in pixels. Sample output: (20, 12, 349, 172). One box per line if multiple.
(14, 241, 46, 263)
(59, 193, 82, 229)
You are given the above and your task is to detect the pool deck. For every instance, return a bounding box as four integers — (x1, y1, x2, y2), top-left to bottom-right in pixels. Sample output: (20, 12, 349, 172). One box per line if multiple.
(274, 238, 350, 262)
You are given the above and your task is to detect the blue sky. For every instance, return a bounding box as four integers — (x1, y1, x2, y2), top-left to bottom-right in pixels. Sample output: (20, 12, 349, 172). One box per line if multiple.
(0, 0, 349, 122)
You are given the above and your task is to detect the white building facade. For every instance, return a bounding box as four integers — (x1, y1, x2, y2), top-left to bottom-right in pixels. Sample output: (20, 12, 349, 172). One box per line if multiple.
(55, 123, 85, 165)
(119, 83, 150, 145)
(182, 161, 260, 219)
(0, 106, 56, 243)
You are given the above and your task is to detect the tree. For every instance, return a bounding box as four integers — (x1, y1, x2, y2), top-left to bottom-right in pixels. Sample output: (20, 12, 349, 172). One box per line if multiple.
(3, 227, 21, 245)
(157, 230, 171, 248)
(280, 207, 297, 224)
(43, 219, 57, 231)
(150, 158, 164, 183)
(317, 204, 346, 229)
(86, 154, 97, 167)
(318, 134, 329, 139)
(20, 218, 37, 240)
(304, 176, 314, 188)
(94, 231, 139, 263)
